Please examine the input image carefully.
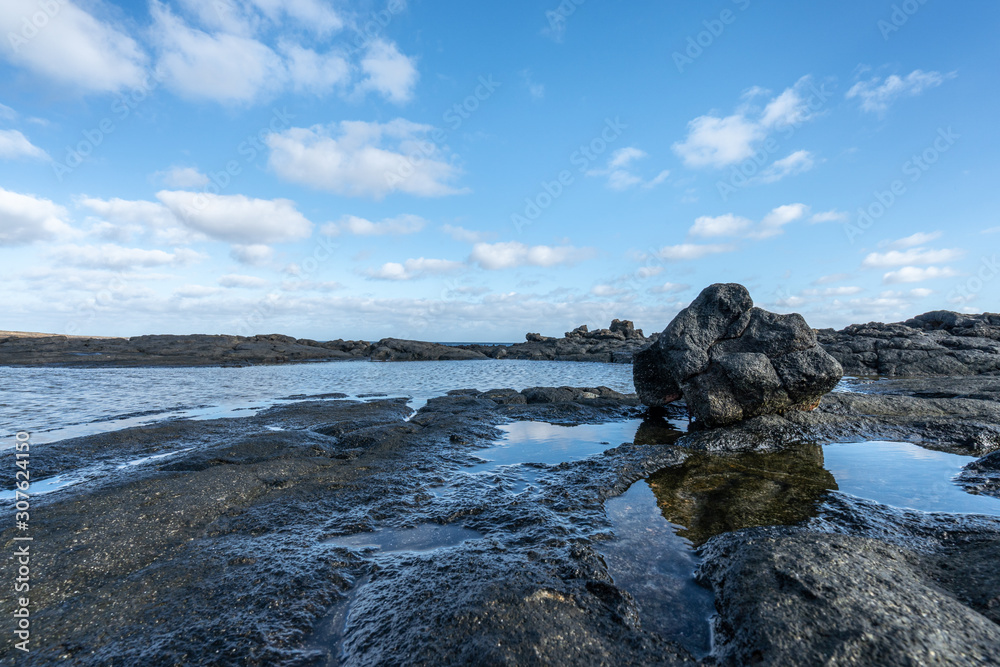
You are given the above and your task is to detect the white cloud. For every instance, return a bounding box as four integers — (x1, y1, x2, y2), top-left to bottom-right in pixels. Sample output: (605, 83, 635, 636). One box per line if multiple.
(441, 224, 492, 243)
(53, 243, 204, 269)
(323, 214, 425, 236)
(883, 266, 959, 284)
(982, 226, 1000, 234)
(357, 39, 418, 104)
(654, 243, 736, 261)
(757, 150, 815, 183)
(155, 166, 210, 188)
(750, 203, 809, 239)
(651, 282, 690, 295)
(0, 187, 75, 245)
(280, 279, 343, 292)
(636, 266, 664, 279)
(174, 284, 223, 299)
(231, 244, 274, 266)
(151, 3, 286, 104)
(910, 288, 934, 298)
(880, 231, 942, 250)
(689, 213, 752, 238)
(0, 129, 48, 160)
(156, 191, 313, 244)
(810, 210, 849, 224)
(267, 119, 465, 198)
(862, 247, 964, 268)
(0, 0, 148, 93)
(280, 42, 349, 94)
(803, 286, 864, 297)
(219, 274, 269, 288)
(248, 0, 344, 34)
(587, 147, 670, 190)
(673, 77, 821, 169)
(0, 103, 15, 121)
(77, 196, 193, 244)
(847, 70, 954, 114)
(469, 242, 595, 270)
(590, 284, 627, 297)
(366, 257, 464, 280)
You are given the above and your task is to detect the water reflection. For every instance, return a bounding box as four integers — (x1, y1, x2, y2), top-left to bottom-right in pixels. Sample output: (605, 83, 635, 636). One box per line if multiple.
(647, 444, 838, 546)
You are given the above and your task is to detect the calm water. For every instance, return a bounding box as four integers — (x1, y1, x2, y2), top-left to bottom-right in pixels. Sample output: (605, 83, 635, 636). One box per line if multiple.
(0, 360, 634, 444)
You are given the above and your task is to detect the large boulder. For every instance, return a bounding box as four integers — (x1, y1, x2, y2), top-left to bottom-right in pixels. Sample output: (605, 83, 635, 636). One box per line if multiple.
(634, 283, 843, 427)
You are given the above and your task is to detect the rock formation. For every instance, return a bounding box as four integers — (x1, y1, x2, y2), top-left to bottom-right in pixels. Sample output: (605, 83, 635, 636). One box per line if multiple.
(634, 283, 843, 427)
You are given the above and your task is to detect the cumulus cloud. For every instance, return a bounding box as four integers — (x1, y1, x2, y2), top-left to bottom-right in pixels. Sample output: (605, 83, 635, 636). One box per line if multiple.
(366, 257, 464, 280)
(322, 214, 425, 236)
(810, 210, 849, 224)
(156, 190, 313, 244)
(654, 243, 736, 261)
(862, 247, 964, 268)
(757, 150, 815, 183)
(689, 214, 752, 238)
(230, 244, 274, 266)
(803, 286, 864, 297)
(880, 231, 943, 250)
(441, 224, 493, 243)
(267, 119, 465, 198)
(0, 187, 76, 245)
(357, 39, 418, 103)
(673, 77, 821, 169)
(651, 282, 690, 295)
(847, 70, 955, 114)
(590, 284, 627, 297)
(77, 195, 195, 245)
(750, 203, 809, 239)
(0, 129, 48, 160)
(53, 243, 204, 269)
(280, 41, 350, 93)
(155, 166, 210, 188)
(469, 242, 596, 270)
(587, 147, 670, 191)
(636, 266, 664, 279)
(0, 0, 148, 93)
(218, 273, 269, 288)
(883, 266, 959, 284)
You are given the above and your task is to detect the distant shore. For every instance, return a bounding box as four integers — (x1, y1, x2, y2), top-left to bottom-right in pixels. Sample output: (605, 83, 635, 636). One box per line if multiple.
(1, 311, 998, 376)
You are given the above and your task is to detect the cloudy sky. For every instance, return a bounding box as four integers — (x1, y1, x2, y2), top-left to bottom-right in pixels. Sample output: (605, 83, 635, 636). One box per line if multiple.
(1, 1, 997, 341)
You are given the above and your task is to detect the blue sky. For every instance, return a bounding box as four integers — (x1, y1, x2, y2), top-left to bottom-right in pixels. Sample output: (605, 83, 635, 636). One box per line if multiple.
(0, 0, 997, 341)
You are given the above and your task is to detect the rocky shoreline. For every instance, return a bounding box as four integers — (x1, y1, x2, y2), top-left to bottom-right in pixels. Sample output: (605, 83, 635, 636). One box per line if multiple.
(3, 377, 999, 665)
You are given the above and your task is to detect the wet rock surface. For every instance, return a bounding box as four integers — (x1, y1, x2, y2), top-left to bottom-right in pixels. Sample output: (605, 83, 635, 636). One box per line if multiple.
(634, 283, 843, 427)
(817, 310, 1000, 377)
(3, 376, 1000, 665)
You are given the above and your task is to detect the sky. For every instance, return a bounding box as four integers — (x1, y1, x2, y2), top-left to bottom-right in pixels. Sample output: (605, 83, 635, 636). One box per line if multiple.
(0, 0, 997, 342)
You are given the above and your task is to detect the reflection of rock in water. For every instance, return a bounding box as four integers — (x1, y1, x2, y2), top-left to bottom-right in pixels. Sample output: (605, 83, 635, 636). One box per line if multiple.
(633, 415, 686, 446)
(648, 444, 838, 546)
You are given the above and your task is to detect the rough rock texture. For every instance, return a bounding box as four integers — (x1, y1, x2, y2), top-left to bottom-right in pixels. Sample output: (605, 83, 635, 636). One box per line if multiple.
(467, 319, 651, 363)
(817, 311, 1000, 377)
(634, 283, 843, 427)
(0, 332, 371, 366)
(367, 338, 490, 361)
(957, 450, 1000, 499)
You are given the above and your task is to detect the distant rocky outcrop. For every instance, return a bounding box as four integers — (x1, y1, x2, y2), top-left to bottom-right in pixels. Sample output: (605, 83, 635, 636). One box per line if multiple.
(0, 332, 370, 366)
(468, 319, 649, 363)
(817, 311, 1000, 377)
(634, 284, 843, 428)
(368, 339, 490, 362)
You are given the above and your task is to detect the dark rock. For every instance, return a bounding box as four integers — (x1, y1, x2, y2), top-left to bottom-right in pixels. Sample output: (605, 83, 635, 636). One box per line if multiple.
(634, 283, 843, 427)
(817, 311, 1000, 377)
(957, 450, 1000, 498)
(368, 338, 489, 361)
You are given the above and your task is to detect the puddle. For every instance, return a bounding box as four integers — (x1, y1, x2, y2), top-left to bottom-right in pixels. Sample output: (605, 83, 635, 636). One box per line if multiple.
(823, 441, 1000, 516)
(601, 480, 715, 657)
(116, 448, 192, 469)
(0, 475, 83, 500)
(648, 444, 838, 546)
(325, 524, 482, 553)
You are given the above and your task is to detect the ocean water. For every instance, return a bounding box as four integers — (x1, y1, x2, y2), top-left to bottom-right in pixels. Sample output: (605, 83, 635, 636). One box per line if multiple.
(0, 359, 634, 444)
